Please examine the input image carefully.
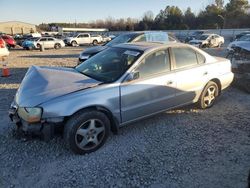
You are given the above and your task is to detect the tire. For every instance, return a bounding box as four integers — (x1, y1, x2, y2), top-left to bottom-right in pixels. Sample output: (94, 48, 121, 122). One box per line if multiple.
(198, 81, 219, 109)
(218, 42, 223, 48)
(64, 110, 110, 155)
(71, 41, 77, 47)
(54, 43, 61, 49)
(92, 40, 98, 46)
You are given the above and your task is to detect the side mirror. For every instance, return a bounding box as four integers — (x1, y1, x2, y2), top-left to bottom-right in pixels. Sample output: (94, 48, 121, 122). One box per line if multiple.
(126, 71, 140, 82)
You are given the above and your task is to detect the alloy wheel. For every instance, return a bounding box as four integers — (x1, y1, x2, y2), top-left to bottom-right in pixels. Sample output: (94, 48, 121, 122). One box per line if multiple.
(203, 85, 217, 107)
(75, 119, 105, 150)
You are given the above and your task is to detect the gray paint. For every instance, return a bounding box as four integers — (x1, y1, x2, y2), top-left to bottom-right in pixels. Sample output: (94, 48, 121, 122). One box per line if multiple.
(13, 42, 234, 127)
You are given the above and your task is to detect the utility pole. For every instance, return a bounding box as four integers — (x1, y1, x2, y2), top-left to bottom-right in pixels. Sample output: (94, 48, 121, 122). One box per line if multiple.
(218, 15, 225, 29)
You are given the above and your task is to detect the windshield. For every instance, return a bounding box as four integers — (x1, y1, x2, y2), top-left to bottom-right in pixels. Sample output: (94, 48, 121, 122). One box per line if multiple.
(198, 35, 209, 40)
(239, 35, 250, 41)
(76, 47, 142, 83)
(105, 33, 137, 47)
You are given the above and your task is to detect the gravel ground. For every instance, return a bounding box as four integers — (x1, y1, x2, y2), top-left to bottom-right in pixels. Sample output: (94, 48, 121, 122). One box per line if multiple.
(0, 46, 250, 188)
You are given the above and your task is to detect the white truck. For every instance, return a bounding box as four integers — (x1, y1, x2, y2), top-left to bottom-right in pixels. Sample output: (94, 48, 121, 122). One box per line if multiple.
(64, 33, 102, 46)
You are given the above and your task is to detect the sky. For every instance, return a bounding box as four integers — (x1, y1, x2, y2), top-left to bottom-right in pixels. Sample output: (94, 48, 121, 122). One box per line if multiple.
(0, 0, 231, 25)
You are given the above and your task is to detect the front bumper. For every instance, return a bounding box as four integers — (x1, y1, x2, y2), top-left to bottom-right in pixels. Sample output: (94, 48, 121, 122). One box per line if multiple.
(9, 103, 42, 133)
(8, 102, 56, 140)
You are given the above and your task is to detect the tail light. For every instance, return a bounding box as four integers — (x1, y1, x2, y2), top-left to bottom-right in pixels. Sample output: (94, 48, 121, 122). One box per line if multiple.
(0, 39, 5, 48)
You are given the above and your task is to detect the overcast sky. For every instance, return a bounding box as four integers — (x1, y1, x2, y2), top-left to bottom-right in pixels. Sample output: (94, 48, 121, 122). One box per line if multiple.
(0, 0, 233, 24)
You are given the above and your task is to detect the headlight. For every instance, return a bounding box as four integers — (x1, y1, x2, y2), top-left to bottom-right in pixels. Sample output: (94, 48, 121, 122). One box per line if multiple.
(80, 54, 90, 60)
(18, 107, 42, 123)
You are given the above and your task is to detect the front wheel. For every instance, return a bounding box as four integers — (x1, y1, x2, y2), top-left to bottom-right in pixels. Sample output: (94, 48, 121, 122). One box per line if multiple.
(71, 41, 77, 47)
(198, 81, 219, 109)
(218, 42, 223, 48)
(64, 110, 110, 155)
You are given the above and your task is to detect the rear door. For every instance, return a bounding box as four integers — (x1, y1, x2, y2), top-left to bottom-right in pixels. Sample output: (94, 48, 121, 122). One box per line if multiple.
(47, 38, 55, 48)
(170, 47, 208, 104)
(120, 48, 177, 123)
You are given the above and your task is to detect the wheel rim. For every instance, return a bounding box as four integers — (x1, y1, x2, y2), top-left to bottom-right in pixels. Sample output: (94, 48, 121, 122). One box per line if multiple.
(203, 85, 217, 107)
(75, 119, 105, 150)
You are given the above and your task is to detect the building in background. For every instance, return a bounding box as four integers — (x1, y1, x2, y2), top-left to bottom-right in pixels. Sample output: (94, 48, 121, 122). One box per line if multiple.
(0, 21, 37, 35)
(58, 27, 108, 35)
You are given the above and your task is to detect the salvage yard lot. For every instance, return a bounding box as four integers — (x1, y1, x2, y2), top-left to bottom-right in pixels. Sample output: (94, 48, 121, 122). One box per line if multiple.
(0, 46, 250, 187)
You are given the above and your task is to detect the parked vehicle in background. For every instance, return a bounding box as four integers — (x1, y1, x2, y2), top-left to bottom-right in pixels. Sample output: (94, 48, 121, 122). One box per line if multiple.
(0, 37, 9, 57)
(101, 35, 112, 43)
(9, 42, 234, 154)
(234, 31, 250, 41)
(189, 34, 224, 48)
(227, 34, 250, 51)
(226, 43, 250, 93)
(14, 33, 42, 46)
(109, 35, 116, 40)
(64, 33, 103, 46)
(1, 35, 16, 49)
(34, 37, 65, 49)
(22, 37, 40, 50)
(78, 31, 178, 63)
(185, 30, 206, 43)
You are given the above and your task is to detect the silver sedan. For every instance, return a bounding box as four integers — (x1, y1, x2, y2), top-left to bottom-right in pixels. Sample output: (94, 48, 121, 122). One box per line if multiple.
(9, 42, 234, 154)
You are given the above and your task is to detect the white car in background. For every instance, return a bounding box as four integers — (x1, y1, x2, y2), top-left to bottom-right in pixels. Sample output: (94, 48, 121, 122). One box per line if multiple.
(189, 34, 224, 48)
(227, 34, 250, 51)
(34, 37, 65, 49)
(64, 33, 103, 46)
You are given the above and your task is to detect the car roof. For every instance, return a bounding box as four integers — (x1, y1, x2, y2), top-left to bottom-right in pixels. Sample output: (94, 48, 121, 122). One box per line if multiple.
(114, 42, 188, 52)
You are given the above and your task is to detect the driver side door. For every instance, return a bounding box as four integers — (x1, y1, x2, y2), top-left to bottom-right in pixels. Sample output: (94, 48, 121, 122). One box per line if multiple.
(120, 49, 177, 123)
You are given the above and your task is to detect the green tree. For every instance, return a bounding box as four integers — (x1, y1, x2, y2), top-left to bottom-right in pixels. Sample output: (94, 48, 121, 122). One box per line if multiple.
(184, 7, 196, 29)
(225, 0, 249, 28)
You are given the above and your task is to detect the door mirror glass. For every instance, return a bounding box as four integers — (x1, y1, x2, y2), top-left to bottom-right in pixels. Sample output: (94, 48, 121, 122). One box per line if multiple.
(126, 71, 140, 82)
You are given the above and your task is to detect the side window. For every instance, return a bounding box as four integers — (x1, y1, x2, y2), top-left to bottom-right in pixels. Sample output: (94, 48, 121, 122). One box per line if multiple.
(133, 35, 146, 42)
(172, 47, 198, 69)
(77, 35, 83, 38)
(48, 38, 54, 41)
(39, 38, 47, 41)
(135, 50, 170, 78)
(83, 34, 89, 38)
(196, 52, 206, 64)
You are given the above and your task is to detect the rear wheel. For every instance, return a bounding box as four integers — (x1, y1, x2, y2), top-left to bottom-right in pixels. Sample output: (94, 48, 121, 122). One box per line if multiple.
(92, 40, 98, 46)
(54, 43, 61, 49)
(198, 81, 219, 109)
(64, 110, 110, 155)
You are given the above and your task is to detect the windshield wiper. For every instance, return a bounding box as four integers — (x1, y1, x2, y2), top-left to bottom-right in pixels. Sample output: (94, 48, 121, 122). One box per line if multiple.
(75, 69, 104, 82)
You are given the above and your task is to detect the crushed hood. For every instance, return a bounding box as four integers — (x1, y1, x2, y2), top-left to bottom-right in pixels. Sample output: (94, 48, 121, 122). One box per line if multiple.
(16, 66, 101, 107)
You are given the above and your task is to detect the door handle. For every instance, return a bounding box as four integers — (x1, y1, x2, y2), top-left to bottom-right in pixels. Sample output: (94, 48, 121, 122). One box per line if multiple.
(203, 72, 208, 76)
(166, 81, 173, 85)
